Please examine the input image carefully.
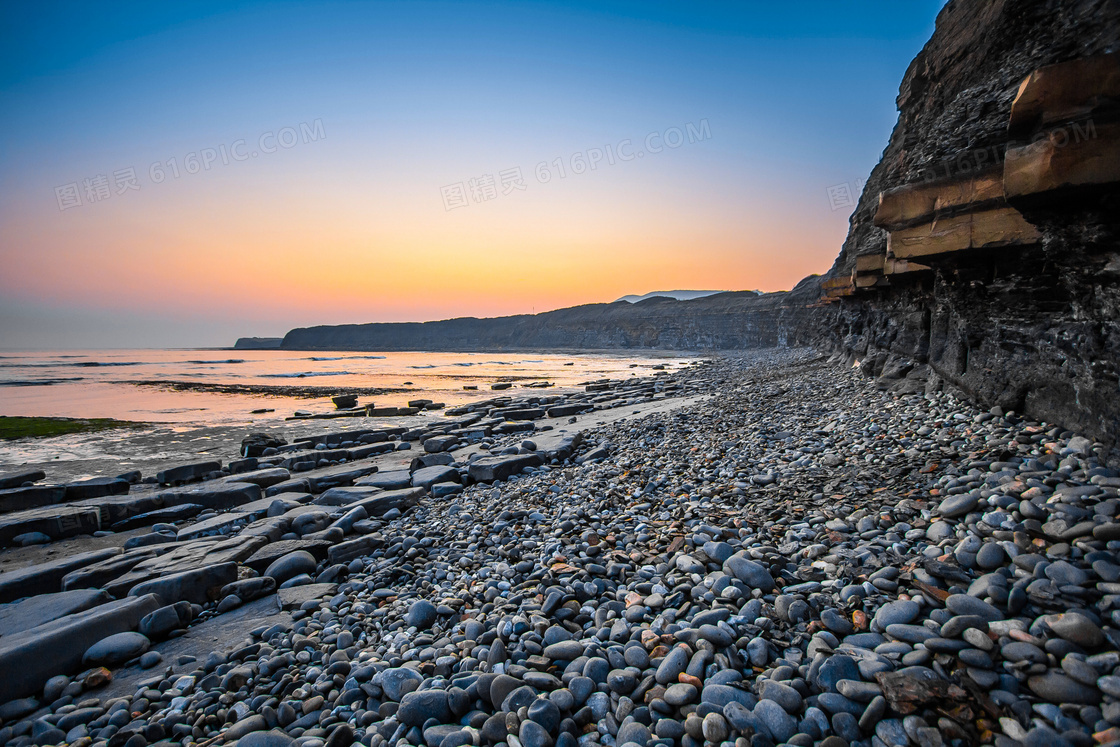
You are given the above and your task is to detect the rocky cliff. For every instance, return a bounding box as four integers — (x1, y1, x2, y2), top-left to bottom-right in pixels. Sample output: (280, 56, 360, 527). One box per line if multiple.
(813, 0, 1120, 444)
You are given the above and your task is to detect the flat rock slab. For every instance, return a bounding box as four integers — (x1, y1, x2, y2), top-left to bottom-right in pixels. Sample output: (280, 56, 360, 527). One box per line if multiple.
(218, 467, 291, 489)
(77, 482, 261, 527)
(346, 487, 423, 517)
(156, 461, 221, 485)
(0, 485, 67, 514)
(348, 442, 396, 460)
(62, 548, 163, 593)
(265, 478, 312, 497)
(467, 454, 545, 483)
(356, 470, 413, 490)
(127, 562, 238, 606)
(277, 583, 337, 610)
(239, 494, 314, 518)
(244, 539, 333, 574)
(111, 503, 205, 531)
(104, 535, 267, 597)
(0, 593, 161, 703)
(0, 588, 112, 637)
(315, 486, 382, 506)
(158, 482, 262, 513)
(0, 469, 46, 491)
(64, 477, 130, 501)
(175, 511, 255, 541)
(0, 547, 122, 603)
(306, 464, 379, 492)
(0, 504, 101, 547)
(411, 465, 460, 490)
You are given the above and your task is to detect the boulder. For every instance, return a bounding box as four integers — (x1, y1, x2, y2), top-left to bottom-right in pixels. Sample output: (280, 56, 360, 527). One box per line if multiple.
(82, 631, 150, 667)
(264, 551, 318, 584)
(138, 602, 193, 639)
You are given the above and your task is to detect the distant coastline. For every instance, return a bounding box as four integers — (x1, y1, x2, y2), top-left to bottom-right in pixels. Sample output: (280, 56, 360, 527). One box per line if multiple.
(251, 284, 818, 352)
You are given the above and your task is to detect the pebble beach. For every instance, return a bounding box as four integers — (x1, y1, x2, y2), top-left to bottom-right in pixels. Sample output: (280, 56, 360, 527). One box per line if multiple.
(1, 349, 1118, 747)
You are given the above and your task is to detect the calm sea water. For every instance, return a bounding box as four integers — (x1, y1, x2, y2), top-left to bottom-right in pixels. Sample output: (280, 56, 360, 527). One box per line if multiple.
(0, 349, 694, 426)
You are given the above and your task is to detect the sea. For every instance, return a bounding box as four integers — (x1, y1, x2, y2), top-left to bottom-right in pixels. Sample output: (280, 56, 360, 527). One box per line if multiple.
(0, 349, 695, 426)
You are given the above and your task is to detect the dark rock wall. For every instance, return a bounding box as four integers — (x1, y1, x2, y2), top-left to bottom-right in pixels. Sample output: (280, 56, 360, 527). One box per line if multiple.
(815, 0, 1120, 444)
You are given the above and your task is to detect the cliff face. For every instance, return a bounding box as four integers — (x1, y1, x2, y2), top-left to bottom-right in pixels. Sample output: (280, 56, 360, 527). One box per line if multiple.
(815, 0, 1120, 444)
(281, 284, 820, 352)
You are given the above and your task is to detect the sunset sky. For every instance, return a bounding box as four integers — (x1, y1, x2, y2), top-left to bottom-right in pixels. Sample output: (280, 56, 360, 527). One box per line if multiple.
(0, 1, 943, 348)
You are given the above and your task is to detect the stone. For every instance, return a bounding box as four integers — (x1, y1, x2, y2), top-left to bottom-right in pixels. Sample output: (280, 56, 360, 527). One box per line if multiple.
(0, 469, 46, 490)
(938, 493, 979, 518)
(378, 667, 424, 701)
(723, 555, 776, 591)
(1047, 612, 1105, 648)
(1027, 672, 1100, 705)
(411, 465, 461, 490)
(138, 602, 192, 639)
(407, 599, 438, 629)
(264, 551, 318, 584)
(398, 690, 452, 726)
(82, 631, 150, 666)
(754, 698, 797, 743)
(945, 594, 1003, 622)
(233, 730, 297, 747)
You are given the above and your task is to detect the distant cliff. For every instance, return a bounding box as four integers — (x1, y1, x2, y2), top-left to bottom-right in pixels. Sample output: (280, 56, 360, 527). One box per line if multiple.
(281, 285, 818, 352)
(234, 337, 283, 349)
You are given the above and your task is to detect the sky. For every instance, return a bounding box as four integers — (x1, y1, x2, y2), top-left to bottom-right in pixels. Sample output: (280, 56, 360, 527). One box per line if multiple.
(0, 1, 944, 348)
